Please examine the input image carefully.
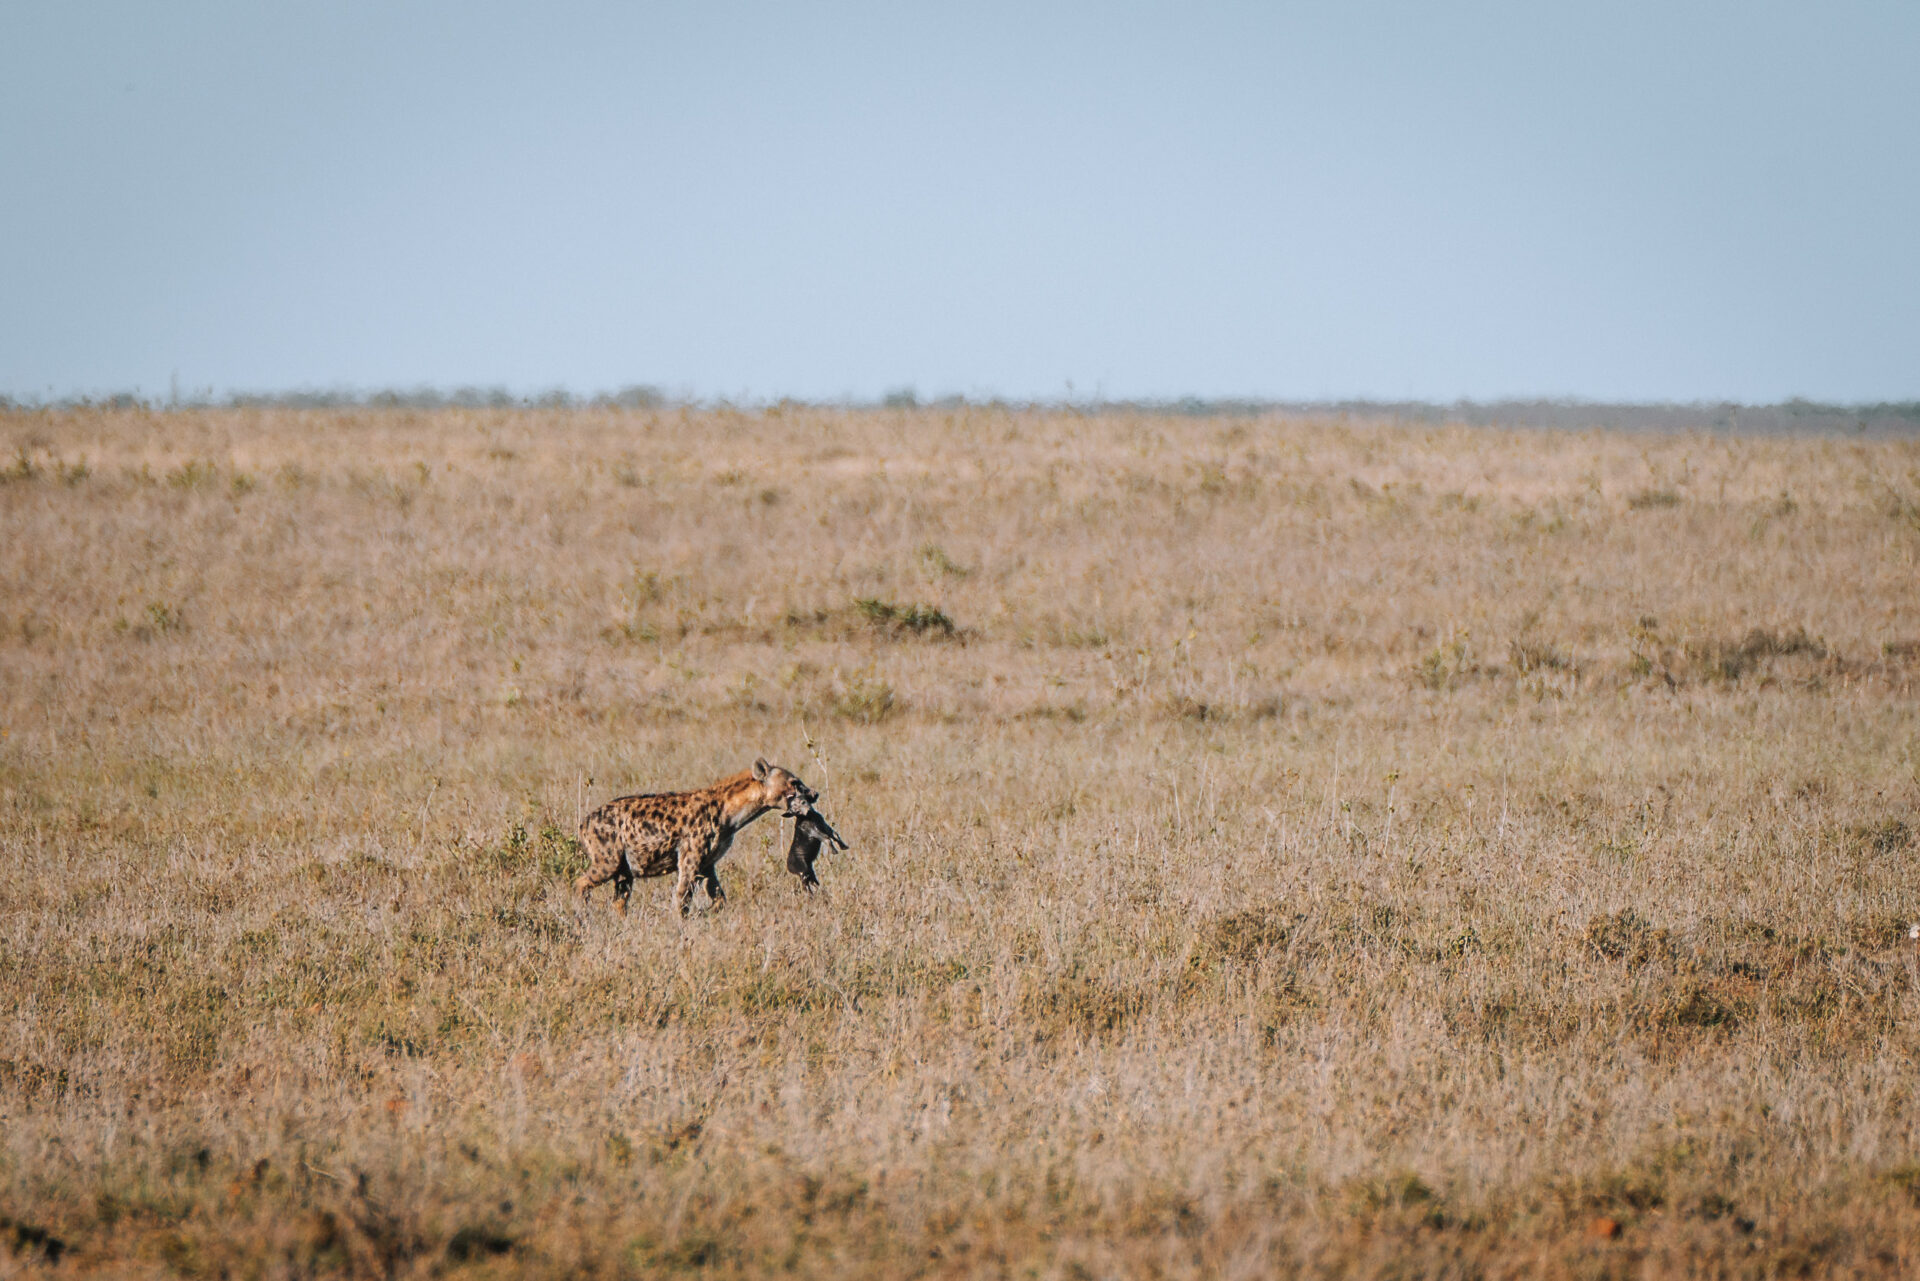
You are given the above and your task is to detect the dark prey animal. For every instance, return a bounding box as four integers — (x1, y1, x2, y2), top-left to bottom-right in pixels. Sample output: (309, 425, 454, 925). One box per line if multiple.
(786, 808, 848, 891)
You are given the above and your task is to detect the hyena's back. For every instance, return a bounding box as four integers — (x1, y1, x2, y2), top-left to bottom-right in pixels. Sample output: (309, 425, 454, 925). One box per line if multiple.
(577, 793, 712, 886)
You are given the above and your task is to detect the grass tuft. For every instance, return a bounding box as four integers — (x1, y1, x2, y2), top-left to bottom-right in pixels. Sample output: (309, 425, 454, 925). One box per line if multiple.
(852, 596, 956, 638)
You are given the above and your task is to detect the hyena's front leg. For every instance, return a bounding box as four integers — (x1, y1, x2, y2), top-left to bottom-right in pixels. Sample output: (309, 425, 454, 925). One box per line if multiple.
(701, 866, 725, 905)
(673, 846, 704, 917)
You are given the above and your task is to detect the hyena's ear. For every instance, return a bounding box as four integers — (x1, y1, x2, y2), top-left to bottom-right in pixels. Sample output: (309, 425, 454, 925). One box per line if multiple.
(753, 757, 771, 781)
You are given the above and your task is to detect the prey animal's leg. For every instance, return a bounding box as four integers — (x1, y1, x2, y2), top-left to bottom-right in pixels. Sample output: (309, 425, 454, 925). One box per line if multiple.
(787, 831, 819, 891)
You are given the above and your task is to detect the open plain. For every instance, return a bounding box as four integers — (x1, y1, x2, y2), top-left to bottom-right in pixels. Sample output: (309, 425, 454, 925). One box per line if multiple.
(3, 404, 1919, 1277)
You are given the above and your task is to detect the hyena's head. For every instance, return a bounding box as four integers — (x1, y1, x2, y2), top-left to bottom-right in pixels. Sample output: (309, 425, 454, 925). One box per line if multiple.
(753, 757, 819, 817)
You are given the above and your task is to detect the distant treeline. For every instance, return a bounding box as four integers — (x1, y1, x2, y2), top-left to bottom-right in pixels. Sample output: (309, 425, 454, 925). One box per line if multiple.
(1275, 397, 1920, 436)
(4, 386, 1917, 435)
(0, 385, 672, 412)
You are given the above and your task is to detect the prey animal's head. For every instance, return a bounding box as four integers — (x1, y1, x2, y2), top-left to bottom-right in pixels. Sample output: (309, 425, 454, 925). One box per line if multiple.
(752, 757, 819, 817)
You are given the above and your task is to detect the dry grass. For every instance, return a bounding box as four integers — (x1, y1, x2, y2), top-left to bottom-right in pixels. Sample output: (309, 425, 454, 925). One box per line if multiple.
(2, 404, 1919, 1278)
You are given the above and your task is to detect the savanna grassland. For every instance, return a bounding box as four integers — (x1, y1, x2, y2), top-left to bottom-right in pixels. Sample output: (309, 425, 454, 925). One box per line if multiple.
(3, 404, 1919, 1279)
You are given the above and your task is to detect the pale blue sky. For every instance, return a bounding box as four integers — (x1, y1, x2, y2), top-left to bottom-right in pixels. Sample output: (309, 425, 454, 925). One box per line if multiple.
(3, 2, 1916, 403)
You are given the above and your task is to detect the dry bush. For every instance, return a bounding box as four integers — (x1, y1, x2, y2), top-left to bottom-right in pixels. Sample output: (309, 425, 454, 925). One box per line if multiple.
(2, 404, 1919, 1277)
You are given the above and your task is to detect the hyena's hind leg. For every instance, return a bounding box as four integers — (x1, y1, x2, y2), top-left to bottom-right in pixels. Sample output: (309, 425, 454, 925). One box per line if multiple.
(611, 855, 635, 915)
(575, 820, 631, 913)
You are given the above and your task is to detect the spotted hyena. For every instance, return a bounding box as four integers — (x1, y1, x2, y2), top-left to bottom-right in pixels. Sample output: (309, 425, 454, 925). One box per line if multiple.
(574, 758, 817, 916)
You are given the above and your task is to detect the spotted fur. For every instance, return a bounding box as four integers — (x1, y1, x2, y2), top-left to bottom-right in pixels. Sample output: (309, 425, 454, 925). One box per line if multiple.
(574, 758, 817, 916)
